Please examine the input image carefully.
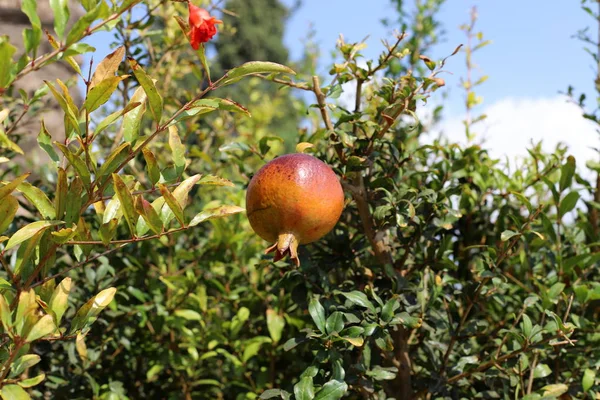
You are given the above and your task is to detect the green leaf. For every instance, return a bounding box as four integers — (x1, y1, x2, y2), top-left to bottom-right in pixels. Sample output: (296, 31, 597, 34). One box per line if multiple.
(14, 230, 44, 276)
(17, 373, 45, 388)
(188, 205, 245, 227)
(5, 221, 59, 251)
(25, 314, 57, 342)
(0, 384, 31, 400)
(128, 57, 162, 124)
(15, 290, 36, 336)
(142, 148, 160, 185)
(548, 282, 566, 301)
(559, 155, 576, 192)
(294, 377, 315, 400)
(0, 173, 30, 200)
(559, 191, 580, 217)
(90, 46, 125, 89)
(266, 309, 285, 344)
(64, 178, 83, 225)
(37, 120, 59, 163)
(510, 191, 533, 213)
(381, 297, 400, 323)
(260, 389, 291, 400)
(283, 336, 307, 351)
(198, 175, 234, 187)
(55, 168, 67, 220)
(99, 219, 118, 246)
(55, 143, 91, 186)
(69, 287, 117, 333)
(521, 314, 532, 337)
(242, 336, 271, 363)
(196, 43, 210, 82)
(134, 197, 163, 235)
(95, 101, 141, 138)
(50, 226, 77, 244)
(309, 297, 326, 334)
(0, 130, 23, 155)
(168, 104, 217, 126)
(0, 36, 17, 89)
(49, 277, 72, 325)
(533, 363, 552, 379)
(49, 0, 70, 37)
(313, 380, 347, 400)
(66, 2, 102, 45)
(21, 0, 41, 29)
(174, 309, 202, 321)
(136, 197, 165, 236)
(500, 229, 519, 242)
(158, 184, 184, 226)
(260, 136, 284, 155)
(0, 294, 12, 332)
(295, 142, 314, 154)
(541, 384, 568, 397)
(96, 143, 131, 185)
(0, 195, 18, 234)
(10, 354, 40, 377)
(21, 0, 42, 54)
(340, 291, 376, 313)
(44, 80, 80, 137)
(84, 75, 128, 113)
(116, 0, 142, 13)
(103, 198, 123, 224)
(146, 364, 163, 382)
(366, 366, 398, 381)
(341, 336, 364, 347)
(325, 312, 344, 335)
(112, 174, 138, 235)
(17, 182, 56, 219)
(583, 368, 595, 392)
(219, 61, 296, 87)
(121, 86, 146, 143)
(168, 126, 186, 176)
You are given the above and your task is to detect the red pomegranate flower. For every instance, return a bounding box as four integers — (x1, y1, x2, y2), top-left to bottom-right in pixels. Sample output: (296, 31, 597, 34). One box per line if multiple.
(188, 3, 222, 49)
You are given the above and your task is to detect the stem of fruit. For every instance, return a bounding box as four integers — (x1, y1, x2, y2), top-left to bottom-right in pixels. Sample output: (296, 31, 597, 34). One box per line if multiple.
(265, 233, 300, 266)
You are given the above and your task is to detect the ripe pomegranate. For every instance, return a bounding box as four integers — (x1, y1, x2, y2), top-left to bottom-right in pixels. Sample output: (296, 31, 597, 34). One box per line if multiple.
(246, 153, 344, 265)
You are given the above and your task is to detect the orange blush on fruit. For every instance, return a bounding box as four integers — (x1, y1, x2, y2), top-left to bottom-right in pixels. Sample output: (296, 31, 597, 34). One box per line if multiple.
(246, 153, 344, 265)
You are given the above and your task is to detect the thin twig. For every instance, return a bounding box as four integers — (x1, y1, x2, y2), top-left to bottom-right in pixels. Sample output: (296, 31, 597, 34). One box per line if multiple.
(65, 225, 188, 246)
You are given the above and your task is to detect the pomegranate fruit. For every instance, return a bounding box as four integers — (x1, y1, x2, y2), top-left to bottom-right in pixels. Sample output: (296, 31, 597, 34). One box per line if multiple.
(246, 153, 345, 265)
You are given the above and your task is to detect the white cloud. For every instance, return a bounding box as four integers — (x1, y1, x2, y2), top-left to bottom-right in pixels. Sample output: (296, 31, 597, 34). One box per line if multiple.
(428, 96, 599, 167)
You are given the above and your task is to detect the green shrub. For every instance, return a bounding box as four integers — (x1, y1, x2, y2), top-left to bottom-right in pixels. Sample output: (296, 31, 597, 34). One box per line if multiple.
(0, 1, 596, 399)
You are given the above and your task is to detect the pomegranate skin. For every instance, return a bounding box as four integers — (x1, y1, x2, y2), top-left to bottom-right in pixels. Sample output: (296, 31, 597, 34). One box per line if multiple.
(246, 153, 344, 263)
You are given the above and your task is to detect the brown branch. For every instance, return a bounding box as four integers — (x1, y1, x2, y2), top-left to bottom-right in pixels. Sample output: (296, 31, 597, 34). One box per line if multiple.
(65, 225, 188, 246)
(258, 75, 312, 91)
(4, 106, 29, 136)
(311, 75, 345, 164)
(0, 339, 24, 383)
(311, 76, 335, 132)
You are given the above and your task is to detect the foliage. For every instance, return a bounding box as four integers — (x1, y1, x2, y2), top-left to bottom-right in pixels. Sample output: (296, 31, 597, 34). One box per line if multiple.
(0, 1, 598, 400)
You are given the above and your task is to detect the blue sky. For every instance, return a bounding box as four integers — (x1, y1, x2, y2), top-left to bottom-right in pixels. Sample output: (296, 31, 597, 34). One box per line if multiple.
(84, 1, 600, 164)
(282, 0, 596, 113)
(279, 0, 600, 164)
